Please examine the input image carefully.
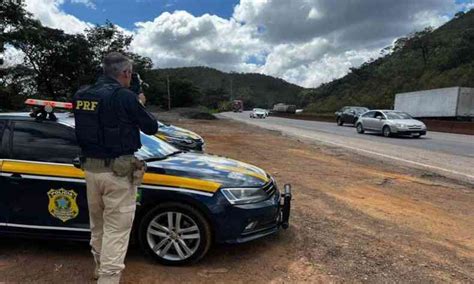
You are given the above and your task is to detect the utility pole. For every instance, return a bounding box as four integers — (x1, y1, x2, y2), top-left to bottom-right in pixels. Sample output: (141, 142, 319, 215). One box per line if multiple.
(0, 40, 4, 66)
(230, 76, 233, 101)
(167, 75, 171, 110)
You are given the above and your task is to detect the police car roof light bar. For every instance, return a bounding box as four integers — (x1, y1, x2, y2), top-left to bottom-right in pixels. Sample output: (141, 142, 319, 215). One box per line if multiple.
(25, 99, 73, 110)
(25, 99, 72, 121)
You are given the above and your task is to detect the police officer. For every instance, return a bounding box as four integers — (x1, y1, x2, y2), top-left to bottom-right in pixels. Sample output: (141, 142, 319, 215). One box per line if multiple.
(73, 52, 158, 284)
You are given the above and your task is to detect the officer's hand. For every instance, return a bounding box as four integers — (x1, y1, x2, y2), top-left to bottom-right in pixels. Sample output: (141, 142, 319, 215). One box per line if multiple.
(138, 93, 146, 106)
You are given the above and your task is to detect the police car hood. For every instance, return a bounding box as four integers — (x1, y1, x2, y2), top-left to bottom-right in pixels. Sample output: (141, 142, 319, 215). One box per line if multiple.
(156, 123, 202, 141)
(146, 152, 270, 188)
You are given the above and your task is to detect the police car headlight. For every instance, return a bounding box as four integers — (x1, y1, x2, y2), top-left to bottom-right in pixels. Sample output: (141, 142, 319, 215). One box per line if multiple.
(221, 188, 268, 205)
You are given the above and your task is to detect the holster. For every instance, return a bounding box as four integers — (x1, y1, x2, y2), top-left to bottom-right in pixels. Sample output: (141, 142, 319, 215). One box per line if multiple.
(131, 158, 147, 186)
(111, 155, 146, 186)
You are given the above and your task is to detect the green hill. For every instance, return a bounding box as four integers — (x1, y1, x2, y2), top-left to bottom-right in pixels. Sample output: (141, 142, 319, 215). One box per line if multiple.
(303, 9, 474, 114)
(142, 67, 303, 110)
(143, 10, 474, 113)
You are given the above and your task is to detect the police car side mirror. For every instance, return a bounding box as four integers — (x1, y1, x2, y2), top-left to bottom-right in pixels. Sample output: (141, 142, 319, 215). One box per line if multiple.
(72, 157, 82, 169)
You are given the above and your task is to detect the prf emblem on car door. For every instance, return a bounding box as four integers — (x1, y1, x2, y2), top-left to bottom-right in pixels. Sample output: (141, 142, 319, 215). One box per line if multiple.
(47, 189, 79, 222)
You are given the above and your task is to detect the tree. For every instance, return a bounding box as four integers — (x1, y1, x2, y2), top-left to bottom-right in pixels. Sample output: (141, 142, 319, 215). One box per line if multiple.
(0, 1, 152, 103)
(169, 79, 201, 107)
(404, 27, 435, 67)
(85, 22, 153, 74)
(6, 21, 96, 99)
(455, 11, 465, 18)
(200, 87, 229, 109)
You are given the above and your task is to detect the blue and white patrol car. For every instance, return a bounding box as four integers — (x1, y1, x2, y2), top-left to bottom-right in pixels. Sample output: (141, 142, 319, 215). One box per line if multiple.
(0, 100, 291, 265)
(155, 121, 205, 152)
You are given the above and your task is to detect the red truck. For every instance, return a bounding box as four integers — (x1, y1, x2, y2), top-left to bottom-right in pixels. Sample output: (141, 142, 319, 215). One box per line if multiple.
(232, 100, 244, 112)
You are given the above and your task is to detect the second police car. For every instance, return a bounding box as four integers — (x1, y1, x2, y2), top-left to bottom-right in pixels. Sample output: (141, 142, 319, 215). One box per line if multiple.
(0, 99, 291, 265)
(155, 121, 205, 152)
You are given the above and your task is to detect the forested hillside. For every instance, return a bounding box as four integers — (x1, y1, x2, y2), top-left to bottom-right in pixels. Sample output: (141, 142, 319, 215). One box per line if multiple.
(302, 9, 474, 113)
(0, 2, 302, 111)
(142, 67, 303, 110)
(1, 0, 472, 113)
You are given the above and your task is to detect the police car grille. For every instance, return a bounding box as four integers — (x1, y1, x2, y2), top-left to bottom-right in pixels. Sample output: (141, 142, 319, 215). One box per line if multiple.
(262, 181, 276, 196)
(408, 125, 422, 130)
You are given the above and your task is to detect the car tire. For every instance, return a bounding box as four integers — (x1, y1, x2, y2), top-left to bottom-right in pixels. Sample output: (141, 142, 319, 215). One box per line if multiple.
(138, 202, 212, 266)
(356, 123, 364, 134)
(337, 117, 343, 126)
(383, 126, 392, 137)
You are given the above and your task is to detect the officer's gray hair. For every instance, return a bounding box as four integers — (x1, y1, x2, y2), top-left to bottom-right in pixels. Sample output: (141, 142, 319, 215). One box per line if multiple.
(102, 52, 133, 78)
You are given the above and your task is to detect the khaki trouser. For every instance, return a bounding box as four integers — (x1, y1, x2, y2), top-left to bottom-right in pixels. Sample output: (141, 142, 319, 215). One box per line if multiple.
(85, 170, 137, 284)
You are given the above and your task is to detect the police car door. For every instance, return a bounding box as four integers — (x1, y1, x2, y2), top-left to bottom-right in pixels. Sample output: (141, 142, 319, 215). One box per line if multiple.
(0, 119, 9, 227)
(3, 119, 89, 236)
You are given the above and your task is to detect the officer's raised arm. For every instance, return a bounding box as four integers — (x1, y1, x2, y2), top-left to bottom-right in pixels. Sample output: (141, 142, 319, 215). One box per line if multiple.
(121, 91, 158, 135)
(73, 52, 158, 284)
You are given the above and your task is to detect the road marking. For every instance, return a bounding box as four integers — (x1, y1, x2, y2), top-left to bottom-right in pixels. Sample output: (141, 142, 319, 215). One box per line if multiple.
(296, 133, 474, 183)
(222, 114, 474, 183)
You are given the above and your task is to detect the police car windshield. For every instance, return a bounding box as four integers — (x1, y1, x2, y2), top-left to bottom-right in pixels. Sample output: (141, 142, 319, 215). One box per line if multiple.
(136, 133, 180, 160)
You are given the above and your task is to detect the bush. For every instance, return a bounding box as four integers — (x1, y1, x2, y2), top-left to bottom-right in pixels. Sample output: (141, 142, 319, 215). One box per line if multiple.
(217, 101, 232, 112)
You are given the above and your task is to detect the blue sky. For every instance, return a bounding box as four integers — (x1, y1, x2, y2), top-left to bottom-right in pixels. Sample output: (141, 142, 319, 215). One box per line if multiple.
(61, 0, 474, 29)
(62, 0, 240, 29)
(18, 0, 474, 87)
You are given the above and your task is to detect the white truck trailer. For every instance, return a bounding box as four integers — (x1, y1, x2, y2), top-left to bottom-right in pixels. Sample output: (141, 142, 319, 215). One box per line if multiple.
(394, 87, 474, 119)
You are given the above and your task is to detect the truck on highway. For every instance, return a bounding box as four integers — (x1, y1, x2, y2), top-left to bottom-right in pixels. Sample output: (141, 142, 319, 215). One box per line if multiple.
(232, 100, 244, 112)
(272, 103, 297, 114)
(394, 87, 474, 120)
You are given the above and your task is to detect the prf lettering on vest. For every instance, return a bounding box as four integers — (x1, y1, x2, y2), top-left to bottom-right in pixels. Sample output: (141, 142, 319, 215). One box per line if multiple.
(76, 100, 99, 111)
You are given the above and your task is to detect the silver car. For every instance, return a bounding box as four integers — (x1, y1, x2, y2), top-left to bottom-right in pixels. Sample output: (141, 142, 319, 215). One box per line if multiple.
(356, 110, 427, 138)
(250, 108, 268, 119)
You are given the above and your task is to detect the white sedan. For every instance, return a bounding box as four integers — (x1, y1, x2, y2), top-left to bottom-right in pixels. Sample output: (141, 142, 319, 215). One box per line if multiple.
(250, 108, 268, 119)
(356, 110, 427, 138)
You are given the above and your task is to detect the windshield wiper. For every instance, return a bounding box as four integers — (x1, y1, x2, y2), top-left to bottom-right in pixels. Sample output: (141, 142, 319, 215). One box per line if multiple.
(144, 151, 182, 162)
(144, 156, 167, 162)
(166, 150, 182, 157)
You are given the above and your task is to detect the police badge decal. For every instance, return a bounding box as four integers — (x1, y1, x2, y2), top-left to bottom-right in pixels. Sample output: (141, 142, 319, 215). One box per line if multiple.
(47, 189, 79, 222)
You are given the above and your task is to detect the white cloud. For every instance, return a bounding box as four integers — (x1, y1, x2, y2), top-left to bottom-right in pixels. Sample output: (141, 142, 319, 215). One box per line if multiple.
(293, 50, 380, 88)
(461, 2, 474, 11)
(231, 0, 462, 87)
(24, 0, 92, 34)
(130, 11, 265, 72)
(13, 0, 473, 88)
(70, 0, 96, 10)
(412, 10, 450, 31)
(2, 45, 25, 67)
(234, 0, 457, 45)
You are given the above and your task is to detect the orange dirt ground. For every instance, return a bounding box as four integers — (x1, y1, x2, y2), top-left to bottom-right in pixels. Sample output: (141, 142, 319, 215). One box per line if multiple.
(0, 118, 473, 283)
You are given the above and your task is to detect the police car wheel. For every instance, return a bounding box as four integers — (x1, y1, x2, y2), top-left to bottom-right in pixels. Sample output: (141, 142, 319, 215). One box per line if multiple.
(138, 202, 212, 265)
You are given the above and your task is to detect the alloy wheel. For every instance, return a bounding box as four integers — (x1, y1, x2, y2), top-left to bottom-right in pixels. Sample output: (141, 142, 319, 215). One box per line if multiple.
(146, 211, 201, 261)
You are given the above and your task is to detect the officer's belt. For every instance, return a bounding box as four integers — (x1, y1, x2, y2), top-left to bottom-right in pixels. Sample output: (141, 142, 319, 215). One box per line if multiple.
(82, 157, 114, 172)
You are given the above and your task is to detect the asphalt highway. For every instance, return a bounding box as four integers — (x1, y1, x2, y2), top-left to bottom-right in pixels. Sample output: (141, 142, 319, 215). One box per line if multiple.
(220, 111, 474, 183)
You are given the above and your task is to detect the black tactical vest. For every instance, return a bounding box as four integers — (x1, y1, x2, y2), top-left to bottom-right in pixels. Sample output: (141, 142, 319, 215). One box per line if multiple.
(73, 81, 139, 159)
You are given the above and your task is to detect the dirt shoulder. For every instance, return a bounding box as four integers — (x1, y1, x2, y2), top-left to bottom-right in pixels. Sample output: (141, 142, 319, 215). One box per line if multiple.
(1, 118, 473, 283)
